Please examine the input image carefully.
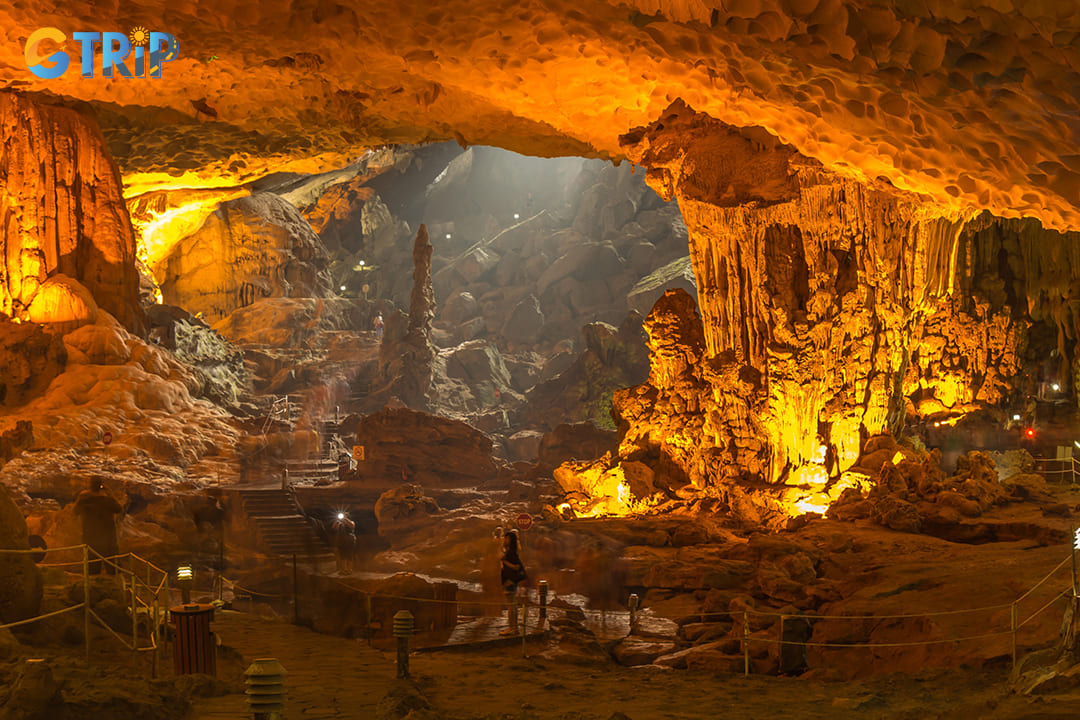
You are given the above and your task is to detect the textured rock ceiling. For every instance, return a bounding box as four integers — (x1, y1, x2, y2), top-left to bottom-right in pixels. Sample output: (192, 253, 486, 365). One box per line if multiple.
(2, 0, 1080, 229)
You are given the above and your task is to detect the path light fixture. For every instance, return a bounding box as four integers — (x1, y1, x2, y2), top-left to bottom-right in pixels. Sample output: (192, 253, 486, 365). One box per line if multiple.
(177, 563, 194, 604)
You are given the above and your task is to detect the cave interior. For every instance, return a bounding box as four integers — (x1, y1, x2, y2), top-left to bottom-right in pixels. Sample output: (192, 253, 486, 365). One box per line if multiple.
(4, 1, 1080, 717)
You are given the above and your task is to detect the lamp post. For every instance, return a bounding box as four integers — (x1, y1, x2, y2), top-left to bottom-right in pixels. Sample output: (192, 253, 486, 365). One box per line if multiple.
(177, 563, 194, 604)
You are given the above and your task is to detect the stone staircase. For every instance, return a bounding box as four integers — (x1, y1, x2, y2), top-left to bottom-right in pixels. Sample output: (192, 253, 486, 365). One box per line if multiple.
(284, 457, 341, 486)
(237, 489, 333, 559)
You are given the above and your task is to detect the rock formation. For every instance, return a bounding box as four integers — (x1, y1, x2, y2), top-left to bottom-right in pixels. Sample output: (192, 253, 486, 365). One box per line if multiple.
(617, 103, 1080, 498)
(0, 481, 42, 625)
(353, 407, 496, 489)
(378, 225, 436, 410)
(158, 193, 333, 324)
(0, 92, 142, 331)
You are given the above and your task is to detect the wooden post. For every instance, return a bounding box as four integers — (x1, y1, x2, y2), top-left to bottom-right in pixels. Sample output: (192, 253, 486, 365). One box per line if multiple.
(131, 569, 138, 654)
(521, 602, 527, 657)
(152, 593, 159, 678)
(743, 611, 750, 676)
(366, 592, 373, 647)
(292, 554, 299, 624)
(1071, 525, 1078, 597)
(1011, 602, 1018, 670)
(778, 615, 785, 675)
(538, 580, 548, 630)
(83, 545, 90, 665)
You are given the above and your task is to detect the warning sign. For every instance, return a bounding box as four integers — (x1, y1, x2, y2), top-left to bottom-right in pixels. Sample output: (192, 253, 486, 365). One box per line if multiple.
(352, 445, 365, 461)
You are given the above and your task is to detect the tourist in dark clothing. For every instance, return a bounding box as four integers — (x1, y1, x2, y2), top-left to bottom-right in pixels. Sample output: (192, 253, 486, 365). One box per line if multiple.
(74, 479, 123, 574)
(500, 529, 526, 635)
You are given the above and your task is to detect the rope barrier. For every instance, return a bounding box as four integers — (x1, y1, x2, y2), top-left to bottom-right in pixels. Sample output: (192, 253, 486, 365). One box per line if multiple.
(222, 577, 290, 599)
(745, 603, 1014, 621)
(85, 608, 158, 653)
(750, 628, 1015, 649)
(1016, 556, 1072, 603)
(0, 602, 85, 630)
(1017, 587, 1073, 630)
(0, 544, 91, 555)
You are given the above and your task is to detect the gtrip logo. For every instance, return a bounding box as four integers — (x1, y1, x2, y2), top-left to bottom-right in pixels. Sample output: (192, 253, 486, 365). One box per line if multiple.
(25, 27, 179, 79)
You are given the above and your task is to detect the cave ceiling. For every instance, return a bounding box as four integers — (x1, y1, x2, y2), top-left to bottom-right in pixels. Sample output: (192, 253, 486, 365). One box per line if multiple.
(2, 0, 1080, 231)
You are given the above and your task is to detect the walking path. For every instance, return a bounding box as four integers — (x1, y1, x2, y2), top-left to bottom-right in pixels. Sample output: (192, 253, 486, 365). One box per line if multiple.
(189, 610, 395, 719)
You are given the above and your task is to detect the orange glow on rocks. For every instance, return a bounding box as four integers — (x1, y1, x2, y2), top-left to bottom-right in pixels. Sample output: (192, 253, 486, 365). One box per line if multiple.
(127, 187, 250, 281)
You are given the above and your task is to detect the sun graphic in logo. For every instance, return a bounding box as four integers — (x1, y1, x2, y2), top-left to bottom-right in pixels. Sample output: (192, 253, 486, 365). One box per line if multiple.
(129, 26, 150, 46)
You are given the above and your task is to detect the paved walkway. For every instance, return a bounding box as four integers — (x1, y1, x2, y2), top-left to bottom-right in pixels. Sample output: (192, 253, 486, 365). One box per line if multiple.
(190, 610, 395, 719)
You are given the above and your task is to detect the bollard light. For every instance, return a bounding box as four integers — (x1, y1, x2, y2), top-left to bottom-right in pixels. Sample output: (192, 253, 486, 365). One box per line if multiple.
(393, 610, 414, 679)
(177, 563, 194, 604)
(245, 658, 286, 720)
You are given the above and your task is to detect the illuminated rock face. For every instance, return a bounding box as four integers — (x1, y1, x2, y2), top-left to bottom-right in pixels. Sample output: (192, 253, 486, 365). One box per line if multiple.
(620, 105, 1080, 491)
(0, 93, 142, 331)
(6, 1, 1080, 232)
(157, 193, 333, 324)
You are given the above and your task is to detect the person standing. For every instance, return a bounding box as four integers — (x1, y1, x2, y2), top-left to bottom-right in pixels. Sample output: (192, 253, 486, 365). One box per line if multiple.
(373, 313, 385, 341)
(331, 512, 356, 574)
(74, 479, 123, 574)
(499, 529, 527, 635)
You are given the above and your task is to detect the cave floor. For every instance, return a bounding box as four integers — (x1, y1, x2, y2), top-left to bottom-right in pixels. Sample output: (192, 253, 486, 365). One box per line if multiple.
(187, 609, 1080, 720)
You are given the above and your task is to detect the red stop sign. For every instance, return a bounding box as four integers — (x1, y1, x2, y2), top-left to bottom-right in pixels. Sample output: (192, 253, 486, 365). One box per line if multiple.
(102, 431, 113, 446)
(515, 513, 533, 531)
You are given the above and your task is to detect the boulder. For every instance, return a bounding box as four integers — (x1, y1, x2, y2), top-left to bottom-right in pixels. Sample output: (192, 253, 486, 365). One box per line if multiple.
(654, 640, 743, 672)
(159, 193, 333, 323)
(871, 495, 923, 533)
(0, 659, 63, 720)
(627, 256, 697, 317)
(501, 294, 545, 345)
(0, 483, 43, 624)
(538, 423, 618, 466)
(374, 484, 442, 544)
(25, 274, 99, 334)
(613, 636, 678, 666)
(537, 243, 625, 295)
(354, 407, 496, 488)
(0, 626, 20, 662)
(443, 340, 512, 389)
(506, 430, 544, 462)
(441, 290, 480, 325)
(457, 247, 500, 283)
(0, 320, 66, 407)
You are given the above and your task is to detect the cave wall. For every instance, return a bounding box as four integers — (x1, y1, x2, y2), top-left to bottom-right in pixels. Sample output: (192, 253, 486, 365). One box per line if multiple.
(157, 193, 333, 324)
(0, 92, 142, 331)
(620, 104, 1080, 489)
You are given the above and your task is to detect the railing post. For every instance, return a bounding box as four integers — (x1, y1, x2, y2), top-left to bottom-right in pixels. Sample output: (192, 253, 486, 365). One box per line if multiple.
(538, 580, 548, 630)
(628, 593, 639, 627)
(743, 611, 750, 677)
(778, 615, 785, 674)
(131, 569, 138, 654)
(521, 601, 528, 656)
(1011, 601, 1018, 670)
(292, 554, 299, 624)
(152, 593, 160, 678)
(83, 545, 90, 665)
(365, 592, 373, 647)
